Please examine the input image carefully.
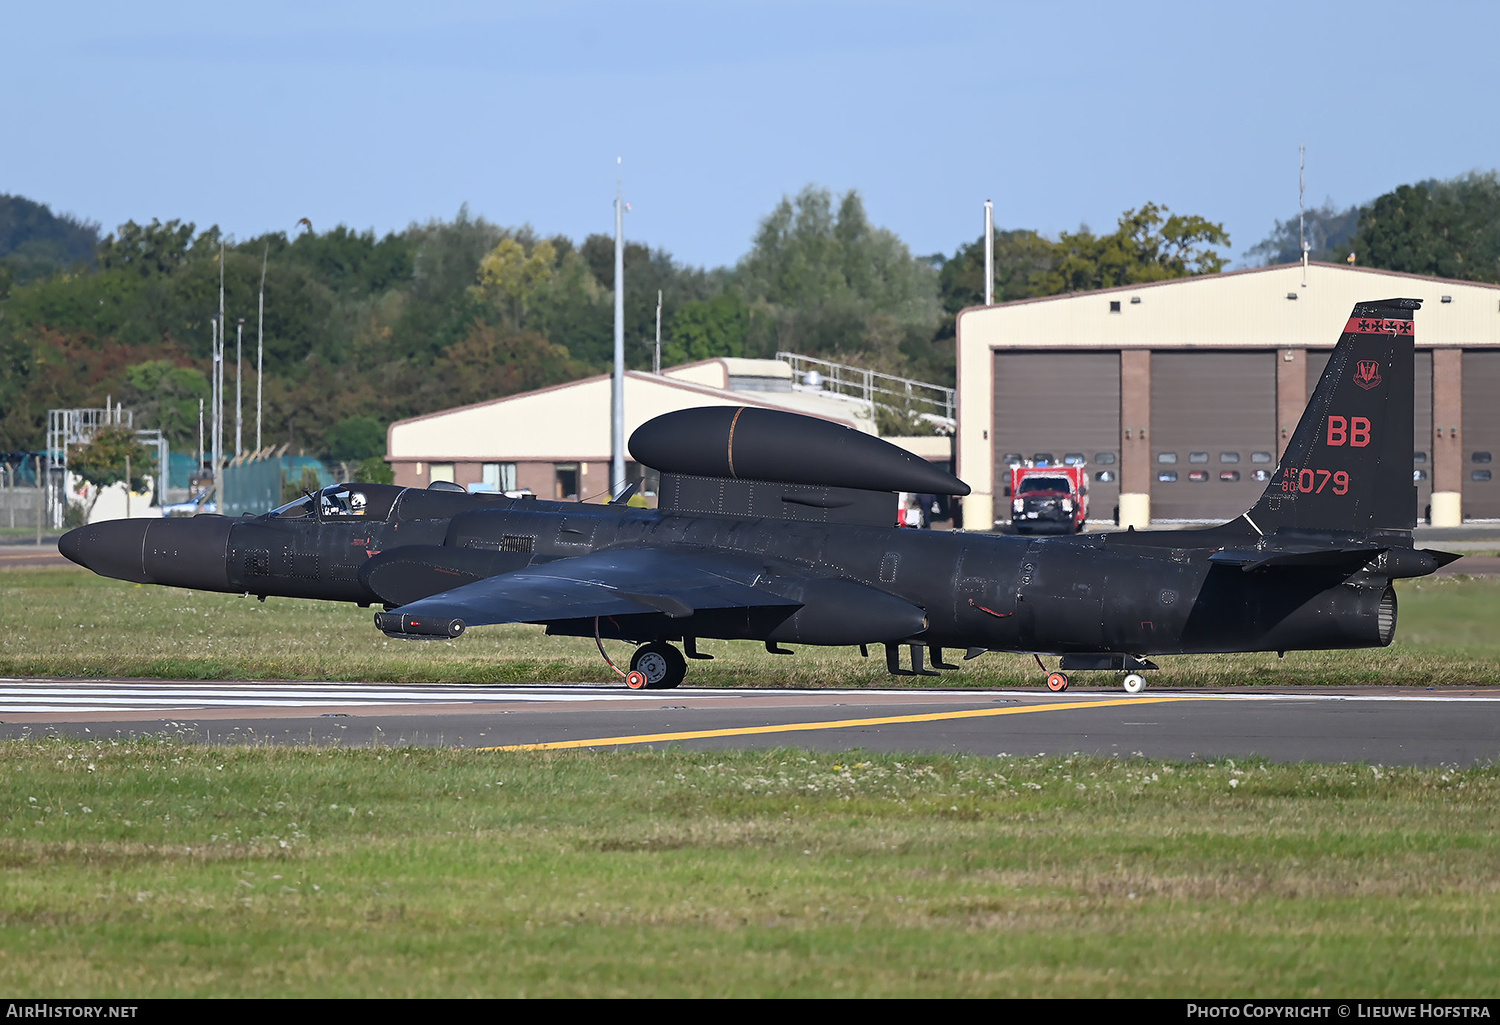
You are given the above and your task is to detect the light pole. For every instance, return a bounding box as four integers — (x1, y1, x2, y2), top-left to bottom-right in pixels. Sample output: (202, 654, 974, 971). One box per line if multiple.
(211, 314, 224, 515)
(257, 244, 267, 453)
(611, 172, 626, 498)
(236, 317, 245, 458)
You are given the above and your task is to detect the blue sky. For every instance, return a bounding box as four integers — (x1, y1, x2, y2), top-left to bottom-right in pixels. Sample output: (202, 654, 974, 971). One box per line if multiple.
(6, 0, 1497, 270)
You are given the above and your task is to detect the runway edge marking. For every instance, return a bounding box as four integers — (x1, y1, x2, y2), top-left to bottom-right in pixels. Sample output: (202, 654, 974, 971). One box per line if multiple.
(480, 695, 1212, 751)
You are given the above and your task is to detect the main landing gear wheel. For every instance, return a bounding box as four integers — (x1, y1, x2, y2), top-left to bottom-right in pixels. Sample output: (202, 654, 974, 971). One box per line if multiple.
(629, 642, 687, 690)
(1046, 671, 1069, 692)
(1122, 673, 1146, 695)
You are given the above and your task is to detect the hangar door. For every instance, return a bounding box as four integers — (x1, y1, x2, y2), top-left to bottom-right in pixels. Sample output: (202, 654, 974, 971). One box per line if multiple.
(1463, 352, 1500, 519)
(1150, 352, 1276, 521)
(992, 352, 1120, 527)
(1309, 350, 1432, 519)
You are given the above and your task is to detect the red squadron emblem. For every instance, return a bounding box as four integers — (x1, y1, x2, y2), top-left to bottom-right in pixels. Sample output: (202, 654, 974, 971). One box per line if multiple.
(1353, 359, 1383, 391)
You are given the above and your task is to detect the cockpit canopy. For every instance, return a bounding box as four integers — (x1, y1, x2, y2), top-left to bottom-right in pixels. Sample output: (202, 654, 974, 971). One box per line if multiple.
(266, 483, 402, 521)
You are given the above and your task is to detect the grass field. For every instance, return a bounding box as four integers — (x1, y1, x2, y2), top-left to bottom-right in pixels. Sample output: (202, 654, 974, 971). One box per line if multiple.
(3, 741, 1499, 997)
(4, 565, 1500, 997)
(2, 564, 1499, 687)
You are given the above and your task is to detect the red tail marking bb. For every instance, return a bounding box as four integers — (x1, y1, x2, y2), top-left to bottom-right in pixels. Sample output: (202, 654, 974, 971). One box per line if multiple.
(1327, 416, 1372, 447)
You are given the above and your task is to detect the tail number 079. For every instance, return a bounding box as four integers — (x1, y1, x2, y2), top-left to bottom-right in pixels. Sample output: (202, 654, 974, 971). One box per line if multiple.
(1281, 468, 1350, 495)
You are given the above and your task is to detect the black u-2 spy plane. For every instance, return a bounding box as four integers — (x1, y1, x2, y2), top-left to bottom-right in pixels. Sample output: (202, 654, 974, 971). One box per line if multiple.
(62, 299, 1457, 692)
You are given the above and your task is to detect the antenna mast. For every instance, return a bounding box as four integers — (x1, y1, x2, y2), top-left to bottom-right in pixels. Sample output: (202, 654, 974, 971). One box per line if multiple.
(1299, 143, 1308, 286)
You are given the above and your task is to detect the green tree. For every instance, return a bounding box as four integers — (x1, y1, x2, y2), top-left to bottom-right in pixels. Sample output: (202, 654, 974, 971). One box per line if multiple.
(936, 228, 1059, 317)
(71, 425, 151, 518)
(390, 206, 506, 363)
(1030, 203, 1230, 295)
(120, 360, 211, 448)
(471, 236, 557, 327)
(418, 323, 585, 410)
(353, 455, 395, 485)
(98, 219, 217, 277)
(736, 185, 939, 362)
(1352, 172, 1500, 282)
(1245, 201, 1361, 266)
(663, 293, 750, 363)
(325, 415, 386, 462)
(0, 194, 100, 285)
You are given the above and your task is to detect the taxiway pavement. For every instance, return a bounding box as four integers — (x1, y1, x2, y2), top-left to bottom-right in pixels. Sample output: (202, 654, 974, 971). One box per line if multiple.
(2, 679, 1497, 766)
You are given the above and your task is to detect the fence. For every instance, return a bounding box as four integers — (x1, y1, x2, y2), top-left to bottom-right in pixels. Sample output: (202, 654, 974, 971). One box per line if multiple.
(220, 453, 334, 517)
(775, 352, 956, 424)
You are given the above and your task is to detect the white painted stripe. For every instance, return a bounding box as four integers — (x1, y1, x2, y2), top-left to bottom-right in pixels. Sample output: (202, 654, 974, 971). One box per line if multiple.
(2, 681, 1499, 716)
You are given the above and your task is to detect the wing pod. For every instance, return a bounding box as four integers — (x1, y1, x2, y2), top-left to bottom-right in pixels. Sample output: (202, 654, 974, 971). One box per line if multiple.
(630, 406, 969, 495)
(374, 612, 466, 639)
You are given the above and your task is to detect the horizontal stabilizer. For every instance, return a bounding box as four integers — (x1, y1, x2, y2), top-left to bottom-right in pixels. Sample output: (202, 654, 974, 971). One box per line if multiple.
(1209, 546, 1386, 572)
(1209, 545, 1461, 578)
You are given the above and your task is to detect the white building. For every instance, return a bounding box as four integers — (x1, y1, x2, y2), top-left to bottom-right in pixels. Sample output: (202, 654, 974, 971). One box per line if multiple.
(386, 358, 888, 501)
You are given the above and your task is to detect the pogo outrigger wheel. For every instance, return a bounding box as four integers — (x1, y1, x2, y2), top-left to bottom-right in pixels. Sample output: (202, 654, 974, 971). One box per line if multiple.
(1036, 654, 1069, 692)
(595, 617, 649, 689)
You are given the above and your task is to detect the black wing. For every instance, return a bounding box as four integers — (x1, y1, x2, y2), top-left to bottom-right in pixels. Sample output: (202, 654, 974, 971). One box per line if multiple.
(372, 547, 801, 634)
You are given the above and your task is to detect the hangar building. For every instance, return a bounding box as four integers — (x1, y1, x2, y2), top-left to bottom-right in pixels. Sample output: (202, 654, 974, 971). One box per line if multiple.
(955, 262, 1500, 530)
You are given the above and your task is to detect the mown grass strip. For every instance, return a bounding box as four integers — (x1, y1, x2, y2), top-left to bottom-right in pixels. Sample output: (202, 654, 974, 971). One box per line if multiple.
(4, 566, 1500, 688)
(3, 739, 1498, 997)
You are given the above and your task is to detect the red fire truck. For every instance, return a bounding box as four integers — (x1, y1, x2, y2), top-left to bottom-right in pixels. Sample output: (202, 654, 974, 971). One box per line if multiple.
(1008, 461, 1089, 534)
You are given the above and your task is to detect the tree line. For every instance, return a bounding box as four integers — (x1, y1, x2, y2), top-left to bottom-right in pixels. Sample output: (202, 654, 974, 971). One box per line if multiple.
(6, 171, 1490, 466)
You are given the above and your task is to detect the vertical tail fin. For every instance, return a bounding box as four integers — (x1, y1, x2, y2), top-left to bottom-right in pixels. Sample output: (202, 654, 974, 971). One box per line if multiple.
(1242, 298, 1420, 535)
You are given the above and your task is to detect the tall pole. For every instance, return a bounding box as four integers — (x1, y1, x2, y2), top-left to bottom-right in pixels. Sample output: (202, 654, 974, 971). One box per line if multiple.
(654, 289, 662, 375)
(983, 199, 994, 306)
(235, 318, 244, 457)
(210, 318, 217, 484)
(611, 168, 626, 497)
(1299, 142, 1308, 286)
(258, 244, 267, 453)
(212, 316, 223, 515)
(217, 241, 225, 512)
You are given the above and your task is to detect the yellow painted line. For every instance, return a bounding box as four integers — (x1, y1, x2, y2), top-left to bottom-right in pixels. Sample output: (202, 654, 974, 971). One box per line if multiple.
(482, 694, 1212, 751)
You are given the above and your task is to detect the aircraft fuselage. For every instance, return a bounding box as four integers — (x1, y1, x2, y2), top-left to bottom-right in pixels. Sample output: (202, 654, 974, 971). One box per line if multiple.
(73, 491, 1398, 661)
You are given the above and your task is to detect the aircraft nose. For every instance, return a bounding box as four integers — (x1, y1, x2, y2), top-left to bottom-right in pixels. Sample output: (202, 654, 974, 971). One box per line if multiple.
(60, 515, 234, 591)
(59, 519, 153, 582)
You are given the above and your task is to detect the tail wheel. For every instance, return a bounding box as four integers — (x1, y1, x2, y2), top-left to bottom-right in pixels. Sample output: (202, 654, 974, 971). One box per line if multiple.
(1045, 671, 1069, 692)
(630, 642, 687, 690)
(1123, 673, 1146, 694)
